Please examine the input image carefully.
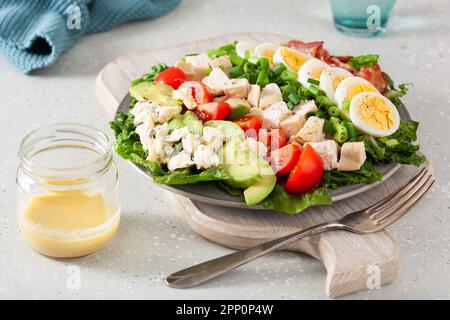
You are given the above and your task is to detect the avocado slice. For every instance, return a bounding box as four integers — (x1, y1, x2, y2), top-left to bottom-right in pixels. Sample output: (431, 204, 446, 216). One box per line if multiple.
(204, 120, 245, 142)
(222, 164, 261, 188)
(130, 82, 181, 106)
(243, 159, 276, 206)
(167, 115, 184, 132)
(182, 111, 203, 135)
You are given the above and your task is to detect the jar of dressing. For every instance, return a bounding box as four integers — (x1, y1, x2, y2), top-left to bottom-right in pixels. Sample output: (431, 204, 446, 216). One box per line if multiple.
(17, 123, 120, 258)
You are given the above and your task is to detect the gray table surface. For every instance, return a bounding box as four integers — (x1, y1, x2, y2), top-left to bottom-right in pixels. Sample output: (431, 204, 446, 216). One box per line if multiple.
(0, 0, 449, 300)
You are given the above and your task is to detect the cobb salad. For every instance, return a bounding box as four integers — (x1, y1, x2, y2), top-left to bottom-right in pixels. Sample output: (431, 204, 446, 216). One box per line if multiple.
(111, 39, 425, 214)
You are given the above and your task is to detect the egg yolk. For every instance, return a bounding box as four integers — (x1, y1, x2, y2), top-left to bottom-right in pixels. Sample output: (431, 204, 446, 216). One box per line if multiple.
(282, 48, 309, 72)
(333, 75, 346, 90)
(348, 84, 376, 101)
(262, 49, 275, 66)
(357, 95, 394, 130)
(311, 67, 325, 80)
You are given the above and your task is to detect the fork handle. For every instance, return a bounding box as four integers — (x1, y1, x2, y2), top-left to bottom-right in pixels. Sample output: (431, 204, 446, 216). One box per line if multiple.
(166, 221, 344, 289)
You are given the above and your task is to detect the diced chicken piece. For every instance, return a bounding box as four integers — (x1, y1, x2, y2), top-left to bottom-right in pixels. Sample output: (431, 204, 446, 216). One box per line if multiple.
(175, 61, 204, 81)
(295, 116, 325, 143)
(182, 133, 202, 154)
(193, 145, 220, 170)
(337, 142, 366, 171)
(202, 126, 225, 152)
(164, 127, 191, 143)
(307, 140, 339, 170)
(167, 151, 194, 171)
(262, 101, 292, 129)
(280, 114, 304, 139)
(136, 121, 155, 151)
(172, 87, 196, 110)
(248, 107, 264, 118)
(225, 98, 250, 109)
(247, 84, 261, 108)
(153, 105, 181, 123)
(292, 100, 318, 126)
(259, 83, 282, 110)
(201, 67, 230, 96)
(153, 123, 170, 140)
(208, 55, 232, 75)
(223, 78, 250, 99)
(240, 138, 268, 160)
(185, 53, 211, 67)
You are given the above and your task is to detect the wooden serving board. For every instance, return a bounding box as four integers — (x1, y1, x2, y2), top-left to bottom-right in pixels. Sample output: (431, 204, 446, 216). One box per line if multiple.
(95, 33, 419, 298)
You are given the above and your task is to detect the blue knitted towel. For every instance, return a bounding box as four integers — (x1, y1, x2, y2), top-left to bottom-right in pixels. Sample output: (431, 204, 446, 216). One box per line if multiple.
(0, 0, 181, 73)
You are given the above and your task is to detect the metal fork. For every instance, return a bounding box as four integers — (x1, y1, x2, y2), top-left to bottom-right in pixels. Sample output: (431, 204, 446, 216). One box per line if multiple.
(166, 164, 434, 289)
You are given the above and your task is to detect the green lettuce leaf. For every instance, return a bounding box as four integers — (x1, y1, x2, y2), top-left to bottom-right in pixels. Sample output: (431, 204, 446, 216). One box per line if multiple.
(131, 63, 168, 87)
(357, 120, 426, 166)
(322, 162, 383, 190)
(153, 167, 229, 185)
(348, 54, 379, 71)
(260, 185, 332, 215)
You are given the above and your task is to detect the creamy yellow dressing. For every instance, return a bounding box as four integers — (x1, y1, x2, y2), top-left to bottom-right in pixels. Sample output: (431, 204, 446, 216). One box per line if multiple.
(19, 186, 119, 258)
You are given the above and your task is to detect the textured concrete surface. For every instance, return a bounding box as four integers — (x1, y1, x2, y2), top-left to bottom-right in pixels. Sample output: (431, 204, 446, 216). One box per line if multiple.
(0, 0, 449, 299)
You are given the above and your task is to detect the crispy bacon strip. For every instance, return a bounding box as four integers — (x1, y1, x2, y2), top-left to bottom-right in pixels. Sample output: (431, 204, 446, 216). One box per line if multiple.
(287, 40, 388, 93)
(355, 63, 388, 93)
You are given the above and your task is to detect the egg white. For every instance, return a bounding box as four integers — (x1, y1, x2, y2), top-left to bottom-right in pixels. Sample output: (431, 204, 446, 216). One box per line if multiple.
(254, 43, 279, 66)
(298, 59, 329, 88)
(273, 47, 311, 72)
(335, 76, 378, 118)
(236, 41, 256, 58)
(319, 67, 353, 104)
(349, 92, 400, 137)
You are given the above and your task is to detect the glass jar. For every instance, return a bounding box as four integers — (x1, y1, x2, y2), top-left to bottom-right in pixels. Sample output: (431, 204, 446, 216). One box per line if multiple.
(17, 123, 120, 258)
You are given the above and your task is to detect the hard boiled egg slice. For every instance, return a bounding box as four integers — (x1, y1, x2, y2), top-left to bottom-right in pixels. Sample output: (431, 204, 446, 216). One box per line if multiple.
(319, 67, 353, 104)
(335, 76, 378, 118)
(236, 41, 256, 58)
(254, 43, 279, 66)
(298, 59, 329, 88)
(350, 92, 400, 137)
(273, 47, 311, 72)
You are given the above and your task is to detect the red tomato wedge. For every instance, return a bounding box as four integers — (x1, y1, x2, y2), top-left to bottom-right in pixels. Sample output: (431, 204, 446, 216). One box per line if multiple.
(178, 81, 213, 105)
(258, 129, 287, 154)
(195, 102, 231, 122)
(233, 115, 263, 138)
(155, 67, 186, 89)
(284, 144, 324, 194)
(270, 144, 302, 177)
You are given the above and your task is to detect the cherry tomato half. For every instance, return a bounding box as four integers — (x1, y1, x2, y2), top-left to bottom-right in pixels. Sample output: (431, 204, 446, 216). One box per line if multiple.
(178, 81, 213, 105)
(258, 129, 287, 154)
(270, 144, 302, 177)
(155, 67, 186, 89)
(284, 144, 324, 194)
(195, 102, 231, 122)
(233, 115, 263, 139)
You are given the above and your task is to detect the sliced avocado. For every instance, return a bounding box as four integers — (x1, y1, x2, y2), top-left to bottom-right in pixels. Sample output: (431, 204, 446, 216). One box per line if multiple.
(228, 104, 250, 120)
(182, 111, 203, 135)
(243, 159, 276, 206)
(167, 115, 184, 132)
(204, 120, 245, 142)
(130, 82, 181, 106)
(222, 164, 260, 188)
